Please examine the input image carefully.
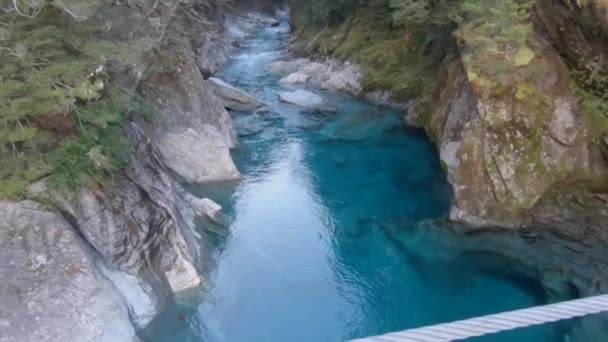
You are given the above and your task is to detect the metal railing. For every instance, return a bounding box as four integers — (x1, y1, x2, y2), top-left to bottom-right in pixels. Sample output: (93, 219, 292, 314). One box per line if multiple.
(351, 294, 608, 342)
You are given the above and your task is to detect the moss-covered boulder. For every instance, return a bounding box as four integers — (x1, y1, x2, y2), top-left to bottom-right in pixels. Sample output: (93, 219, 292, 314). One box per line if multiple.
(426, 31, 607, 227)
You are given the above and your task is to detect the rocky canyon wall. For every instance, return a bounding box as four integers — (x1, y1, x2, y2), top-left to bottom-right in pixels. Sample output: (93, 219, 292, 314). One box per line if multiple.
(0, 0, 280, 340)
(287, 0, 608, 298)
(287, 0, 608, 231)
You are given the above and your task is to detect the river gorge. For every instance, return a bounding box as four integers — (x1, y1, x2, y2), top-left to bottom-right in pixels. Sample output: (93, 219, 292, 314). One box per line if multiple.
(143, 16, 565, 342)
(1, 1, 607, 341)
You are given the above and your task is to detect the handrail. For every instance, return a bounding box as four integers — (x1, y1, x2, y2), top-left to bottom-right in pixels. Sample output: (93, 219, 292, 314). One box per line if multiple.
(350, 294, 608, 342)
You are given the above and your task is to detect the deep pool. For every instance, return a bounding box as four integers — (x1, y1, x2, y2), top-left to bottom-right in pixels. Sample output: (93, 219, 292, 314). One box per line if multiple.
(142, 18, 563, 342)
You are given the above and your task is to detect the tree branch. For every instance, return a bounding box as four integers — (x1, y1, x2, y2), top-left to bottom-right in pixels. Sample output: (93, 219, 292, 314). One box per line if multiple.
(53, 1, 84, 22)
(12, 0, 42, 19)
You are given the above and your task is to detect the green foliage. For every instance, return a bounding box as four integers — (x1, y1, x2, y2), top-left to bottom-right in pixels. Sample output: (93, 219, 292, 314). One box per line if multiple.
(0, 2, 159, 199)
(0, 154, 52, 199)
(389, 0, 431, 27)
(572, 82, 608, 143)
(48, 122, 133, 191)
(291, 0, 360, 26)
(291, 0, 537, 98)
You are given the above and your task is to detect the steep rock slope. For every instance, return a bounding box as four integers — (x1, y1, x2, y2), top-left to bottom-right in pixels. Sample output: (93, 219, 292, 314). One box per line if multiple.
(0, 0, 281, 340)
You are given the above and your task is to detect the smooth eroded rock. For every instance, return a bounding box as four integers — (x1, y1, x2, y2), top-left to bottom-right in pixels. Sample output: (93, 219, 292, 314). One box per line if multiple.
(158, 126, 241, 184)
(0, 201, 137, 342)
(278, 89, 336, 112)
(279, 72, 309, 85)
(208, 77, 263, 111)
(187, 195, 230, 227)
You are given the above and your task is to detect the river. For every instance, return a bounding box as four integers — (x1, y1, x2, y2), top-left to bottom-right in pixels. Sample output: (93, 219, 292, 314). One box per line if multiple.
(142, 16, 562, 342)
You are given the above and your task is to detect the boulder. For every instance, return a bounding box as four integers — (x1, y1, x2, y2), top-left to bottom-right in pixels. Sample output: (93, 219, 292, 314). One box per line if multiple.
(186, 195, 230, 227)
(279, 72, 309, 85)
(157, 126, 241, 184)
(208, 77, 263, 111)
(319, 109, 401, 141)
(267, 59, 309, 76)
(278, 89, 336, 112)
(0, 201, 137, 342)
(317, 63, 362, 95)
(269, 59, 363, 96)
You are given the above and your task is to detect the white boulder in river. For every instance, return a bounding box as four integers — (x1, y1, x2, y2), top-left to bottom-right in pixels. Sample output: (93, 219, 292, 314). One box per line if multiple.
(158, 125, 241, 183)
(0, 201, 137, 342)
(186, 195, 230, 228)
(279, 72, 309, 85)
(278, 89, 336, 112)
(208, 77, 263, 111)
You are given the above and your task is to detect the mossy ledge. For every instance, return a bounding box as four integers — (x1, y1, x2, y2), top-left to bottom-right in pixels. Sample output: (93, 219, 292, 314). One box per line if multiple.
(0, 0, 259, 199)
(288, 0, 608, 230)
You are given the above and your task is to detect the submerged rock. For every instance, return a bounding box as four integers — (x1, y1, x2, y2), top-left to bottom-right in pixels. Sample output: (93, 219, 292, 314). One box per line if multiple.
(319, 109, 401, 141)
(265, 18, 281, 27)
(0, 201, 137, 342)
(158, 126, 241, 184)
(278, 89, 336, 112)
(208, 77, 263, 111)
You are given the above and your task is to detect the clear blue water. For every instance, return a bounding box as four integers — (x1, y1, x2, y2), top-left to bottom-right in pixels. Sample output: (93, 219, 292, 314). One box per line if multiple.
(142, 20, 563, 342)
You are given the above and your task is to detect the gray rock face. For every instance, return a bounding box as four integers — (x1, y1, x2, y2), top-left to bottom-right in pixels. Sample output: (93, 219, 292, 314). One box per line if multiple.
(208, 77, 263, 111)
(0, 201, 137, 342)
(278, 89, 335, 112)
(28, 124, 209, 329)
(1, 3, 275, 341)
(158, 126, 241, 184)
(140, 52, 238, 151)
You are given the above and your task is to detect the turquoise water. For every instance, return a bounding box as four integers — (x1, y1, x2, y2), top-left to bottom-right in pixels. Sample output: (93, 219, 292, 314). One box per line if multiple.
(142, 20, 563, 342)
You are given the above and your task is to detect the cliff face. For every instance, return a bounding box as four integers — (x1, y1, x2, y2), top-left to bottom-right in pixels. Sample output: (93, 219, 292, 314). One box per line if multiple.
(423, 3, 608, 229)
(288, 0, 608, 231)
(0, 0, 279, 340)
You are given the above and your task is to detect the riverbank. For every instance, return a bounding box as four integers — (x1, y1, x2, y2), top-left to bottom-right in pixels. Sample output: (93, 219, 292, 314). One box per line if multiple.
(0, 2, 287, 340)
